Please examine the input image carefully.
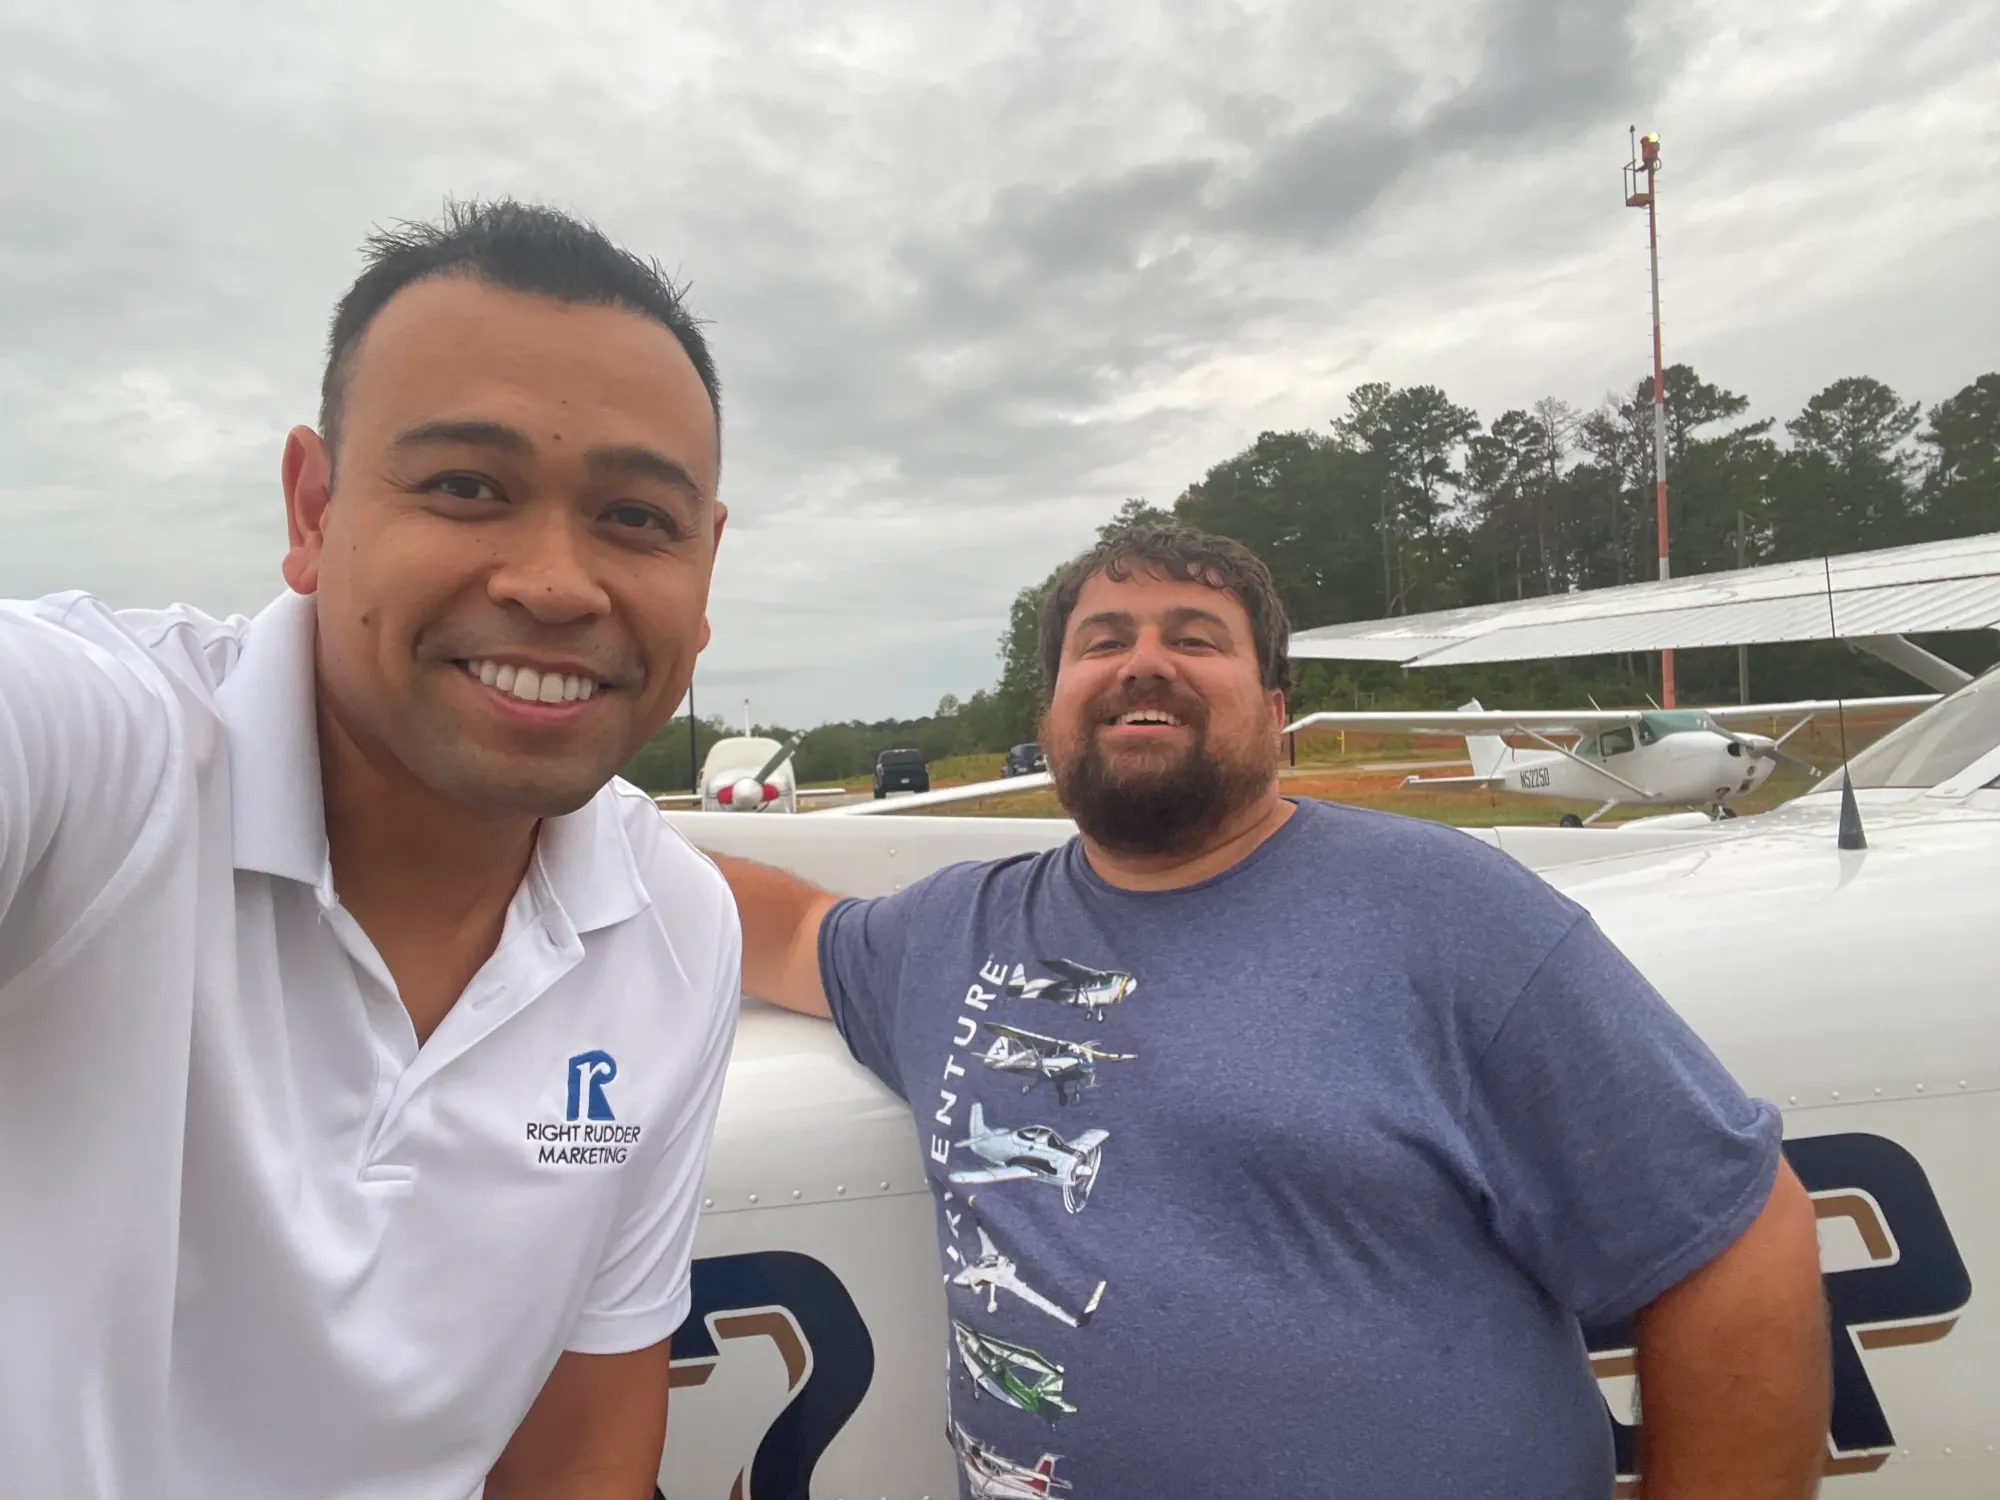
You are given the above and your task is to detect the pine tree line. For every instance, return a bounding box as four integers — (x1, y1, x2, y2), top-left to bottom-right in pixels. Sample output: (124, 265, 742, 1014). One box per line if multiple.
(622, 368, 1999, 791)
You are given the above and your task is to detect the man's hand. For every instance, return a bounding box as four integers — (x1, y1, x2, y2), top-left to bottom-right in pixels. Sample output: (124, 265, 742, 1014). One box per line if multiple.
(708, 853, 839, 1018)
(1634, 1159, 1830, 1498)
(486, 1343, 670, 1500)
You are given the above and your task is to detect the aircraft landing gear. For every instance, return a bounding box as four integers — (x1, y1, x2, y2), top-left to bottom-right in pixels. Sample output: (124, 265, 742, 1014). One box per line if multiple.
(1558, 813, 1584, 829)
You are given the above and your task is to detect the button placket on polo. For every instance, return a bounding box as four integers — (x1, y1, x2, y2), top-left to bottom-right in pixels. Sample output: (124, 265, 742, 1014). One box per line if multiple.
(365, 881, 585, 1157)
(314, 886, 422, 1177)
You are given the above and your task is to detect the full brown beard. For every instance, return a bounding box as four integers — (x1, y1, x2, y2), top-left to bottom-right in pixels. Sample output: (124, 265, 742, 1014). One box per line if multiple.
(1045, 683, 1277, 857)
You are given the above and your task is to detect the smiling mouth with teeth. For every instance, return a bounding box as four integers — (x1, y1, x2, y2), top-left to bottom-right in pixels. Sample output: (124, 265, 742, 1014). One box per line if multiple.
(1111, 709, 1184, 727)
(460, 659, 604, 706)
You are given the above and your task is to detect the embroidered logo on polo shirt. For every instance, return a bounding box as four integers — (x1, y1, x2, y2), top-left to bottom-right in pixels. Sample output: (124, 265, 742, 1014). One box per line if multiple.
(526, 1050, 643, 1167)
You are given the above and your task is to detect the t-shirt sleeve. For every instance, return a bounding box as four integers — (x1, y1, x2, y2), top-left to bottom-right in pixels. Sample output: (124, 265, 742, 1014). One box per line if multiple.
(0, 601, 178, 997)
(566, 901, 742, 1355)
(817, 884, 931, 1101)
(1463, 913, 1782, 1325)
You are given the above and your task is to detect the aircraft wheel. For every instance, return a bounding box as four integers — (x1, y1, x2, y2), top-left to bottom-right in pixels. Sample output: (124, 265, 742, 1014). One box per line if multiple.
(1558, 813, 1583, 829)
(1718, 806, 1739, 820)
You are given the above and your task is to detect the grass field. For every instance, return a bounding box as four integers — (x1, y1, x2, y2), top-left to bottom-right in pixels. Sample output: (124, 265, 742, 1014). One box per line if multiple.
(883, 706, 1917, 825)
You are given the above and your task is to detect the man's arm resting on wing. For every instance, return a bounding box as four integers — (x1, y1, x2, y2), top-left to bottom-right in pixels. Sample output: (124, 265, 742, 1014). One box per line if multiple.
(706, 853, 837, 1018)
(486, 1342, 671, 1500)
(1633, 1159, 1830, 1498)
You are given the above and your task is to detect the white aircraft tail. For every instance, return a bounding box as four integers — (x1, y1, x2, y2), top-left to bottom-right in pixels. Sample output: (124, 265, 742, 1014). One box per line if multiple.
(1457, 699, 1513, 779)
(967, 1102, 987, 1138)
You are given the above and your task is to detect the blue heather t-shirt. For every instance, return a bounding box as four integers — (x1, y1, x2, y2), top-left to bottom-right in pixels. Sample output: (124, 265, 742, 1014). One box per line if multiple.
(819, 799, 1780, 1499)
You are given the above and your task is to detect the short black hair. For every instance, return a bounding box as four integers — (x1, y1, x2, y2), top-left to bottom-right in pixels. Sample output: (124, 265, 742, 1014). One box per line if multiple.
(318, 199, 719, 464)
(1038, 523, 1292, 696)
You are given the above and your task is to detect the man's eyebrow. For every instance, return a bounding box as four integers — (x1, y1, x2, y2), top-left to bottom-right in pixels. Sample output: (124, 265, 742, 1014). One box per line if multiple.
(392, 419, 533, 456)
(1073, 610, 1136, 634)
(1161, 605, 1235, 633)
(583, 444, 704, 498)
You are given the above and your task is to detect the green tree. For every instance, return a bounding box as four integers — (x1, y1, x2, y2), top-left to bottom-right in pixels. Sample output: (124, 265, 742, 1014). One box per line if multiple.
(1098, 497, 1171, 539)
(1768, 377, 1921, 558)
(1919, 373, 2000, 538)
(1330, 384, 1479, 614)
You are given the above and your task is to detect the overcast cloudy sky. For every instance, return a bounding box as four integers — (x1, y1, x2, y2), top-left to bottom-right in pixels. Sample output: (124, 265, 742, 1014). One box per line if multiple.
(4, 0, 1995, 725)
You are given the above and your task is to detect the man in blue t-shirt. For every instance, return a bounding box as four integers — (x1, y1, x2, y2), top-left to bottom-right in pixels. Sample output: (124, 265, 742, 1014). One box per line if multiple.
(715, 523, 1829, 1498)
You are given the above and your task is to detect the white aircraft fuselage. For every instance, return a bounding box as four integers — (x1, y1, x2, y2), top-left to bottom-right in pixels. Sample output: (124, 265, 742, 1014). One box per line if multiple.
(652, 754, 2000, 1497)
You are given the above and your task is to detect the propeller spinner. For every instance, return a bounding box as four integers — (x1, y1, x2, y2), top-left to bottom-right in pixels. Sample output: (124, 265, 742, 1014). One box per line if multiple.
(714, 735, 806, 811)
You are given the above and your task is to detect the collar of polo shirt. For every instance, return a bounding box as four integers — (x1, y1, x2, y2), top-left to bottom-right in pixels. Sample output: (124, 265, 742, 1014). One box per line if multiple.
(212, 589, 650, 933)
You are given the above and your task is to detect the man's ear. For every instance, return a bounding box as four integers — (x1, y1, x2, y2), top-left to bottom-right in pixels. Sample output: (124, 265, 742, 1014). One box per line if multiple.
(280, 426, 333, 595)
(1268, 688, 1288, 729)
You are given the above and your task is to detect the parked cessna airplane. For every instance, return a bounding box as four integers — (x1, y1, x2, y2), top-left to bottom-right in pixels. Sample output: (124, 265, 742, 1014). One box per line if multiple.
(649, 735, 848, 814)
(950, 1225, 1106, 1328)
(1286, 695, 1936, 823)
(654, 738, 1057, 817)
(646, 531, 2000, 1500)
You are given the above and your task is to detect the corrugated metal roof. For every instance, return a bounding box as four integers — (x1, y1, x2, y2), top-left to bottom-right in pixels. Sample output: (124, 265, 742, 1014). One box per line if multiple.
(1287, 532, 2000, 666)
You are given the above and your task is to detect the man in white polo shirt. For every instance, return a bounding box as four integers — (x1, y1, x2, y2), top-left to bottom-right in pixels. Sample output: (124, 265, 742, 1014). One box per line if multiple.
(0, 201, 740, 1499)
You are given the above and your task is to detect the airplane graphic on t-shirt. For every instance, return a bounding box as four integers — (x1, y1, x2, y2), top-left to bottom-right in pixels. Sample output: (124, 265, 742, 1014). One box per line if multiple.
(951, 1321, 1076, 1420)
(948, 1103, 1108, 1213)
(1003, 958, 1137, 1021)
(949, 1421, 1071, 1497)
(978, 1022, 1135, 1106)
(951, 1225, 1106, 1328)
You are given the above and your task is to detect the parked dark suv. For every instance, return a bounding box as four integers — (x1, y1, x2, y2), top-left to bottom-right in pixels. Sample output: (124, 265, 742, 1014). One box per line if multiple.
(872, 747, 930, 799)
(1002, 743, 1046, 777)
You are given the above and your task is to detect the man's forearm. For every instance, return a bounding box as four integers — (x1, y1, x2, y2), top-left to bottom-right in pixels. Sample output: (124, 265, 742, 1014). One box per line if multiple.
(707, 852, 837, 1017)
(1634, 1162, 1829, 1498)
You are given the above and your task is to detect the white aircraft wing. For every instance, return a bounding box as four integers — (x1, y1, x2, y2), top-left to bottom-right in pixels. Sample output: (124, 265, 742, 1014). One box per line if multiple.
(1700, 695, 1938, 723)
(651, 792, 704, 805)
(1284, 694, 1939, 738)
(1288, 530, 2000, 671)
(1399, 772, 1509, 789)
(816, 771, 1053, 816)
(1284, 708, 1636, 735)
(794, 786, 852, 799)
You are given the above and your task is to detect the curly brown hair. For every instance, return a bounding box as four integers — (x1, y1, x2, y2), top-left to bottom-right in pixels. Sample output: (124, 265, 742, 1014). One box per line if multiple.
(1037, 523, 1292, 697)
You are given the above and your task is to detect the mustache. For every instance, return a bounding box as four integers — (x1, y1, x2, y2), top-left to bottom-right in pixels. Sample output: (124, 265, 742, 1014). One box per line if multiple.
(416, 625, 644, 689)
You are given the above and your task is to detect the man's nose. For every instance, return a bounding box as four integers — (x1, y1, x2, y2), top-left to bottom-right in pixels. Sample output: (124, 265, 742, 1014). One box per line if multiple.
(486, 510, 611, 626)
(1120, 627, 1178, 685)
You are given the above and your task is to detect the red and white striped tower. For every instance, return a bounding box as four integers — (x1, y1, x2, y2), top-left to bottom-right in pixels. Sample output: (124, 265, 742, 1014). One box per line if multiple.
(1624, 126, 1673, 705)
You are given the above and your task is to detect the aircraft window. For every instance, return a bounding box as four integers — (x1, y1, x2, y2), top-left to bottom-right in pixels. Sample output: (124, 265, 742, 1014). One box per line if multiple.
(1600, 727, 1635, 756)
(1637, 722, 1656, 746)
(1843, 667, 2000, 788)
(1575, 735, 1599, 758)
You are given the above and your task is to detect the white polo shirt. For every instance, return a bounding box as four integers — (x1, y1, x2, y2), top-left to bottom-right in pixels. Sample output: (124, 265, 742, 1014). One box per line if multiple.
(0, 588, 740, 1500)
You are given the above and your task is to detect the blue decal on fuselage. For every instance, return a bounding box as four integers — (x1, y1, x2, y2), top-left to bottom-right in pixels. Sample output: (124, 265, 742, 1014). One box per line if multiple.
(656, 1250, 875, 1500)
(1585, 1132, 1972, 1477)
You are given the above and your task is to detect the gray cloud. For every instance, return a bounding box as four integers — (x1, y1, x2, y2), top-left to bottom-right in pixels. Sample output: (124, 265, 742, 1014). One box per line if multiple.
(3, 0, 1995, 724)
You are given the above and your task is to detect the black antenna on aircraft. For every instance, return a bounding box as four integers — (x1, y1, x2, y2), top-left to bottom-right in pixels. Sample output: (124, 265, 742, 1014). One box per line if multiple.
(1825, 556, 1867, 851)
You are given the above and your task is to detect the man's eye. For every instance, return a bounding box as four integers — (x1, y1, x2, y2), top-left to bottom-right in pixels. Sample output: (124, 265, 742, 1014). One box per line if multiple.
(606, 503, 680, 539)
(428, 473, 500, 502)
